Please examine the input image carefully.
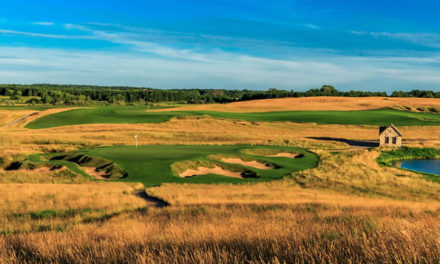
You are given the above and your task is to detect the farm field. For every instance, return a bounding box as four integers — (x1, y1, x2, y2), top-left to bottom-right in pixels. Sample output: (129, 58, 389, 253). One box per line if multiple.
(25, 106, 440, 129)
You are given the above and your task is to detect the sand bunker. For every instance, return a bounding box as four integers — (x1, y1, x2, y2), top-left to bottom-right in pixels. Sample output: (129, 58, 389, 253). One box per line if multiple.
(179, 165, 242, 178)
(83, 167, 111, 180)
(220, 157, 271, 170)
(269, 153, 302, 159)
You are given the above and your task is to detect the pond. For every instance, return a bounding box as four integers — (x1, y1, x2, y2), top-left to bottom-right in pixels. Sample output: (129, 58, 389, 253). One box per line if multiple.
(399, 159, 440, 176)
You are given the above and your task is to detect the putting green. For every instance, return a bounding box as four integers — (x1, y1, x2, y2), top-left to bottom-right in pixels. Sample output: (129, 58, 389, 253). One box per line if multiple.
(25, 106, 440, 129)
(41, 145, 318, 186)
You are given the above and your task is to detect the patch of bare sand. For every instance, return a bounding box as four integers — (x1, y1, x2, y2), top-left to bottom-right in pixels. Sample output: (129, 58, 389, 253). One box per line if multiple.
(269, 153, 301, 158)
(179, 165, 242, 178)
(155, 97, 440, 112)
(220, 157, 271, 170)
(83, 167, 110, 180)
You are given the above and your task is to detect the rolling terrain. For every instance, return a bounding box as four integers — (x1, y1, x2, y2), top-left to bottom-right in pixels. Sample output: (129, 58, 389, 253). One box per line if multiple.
(1, 97, 440, 263)
(25, 106, 440, 129)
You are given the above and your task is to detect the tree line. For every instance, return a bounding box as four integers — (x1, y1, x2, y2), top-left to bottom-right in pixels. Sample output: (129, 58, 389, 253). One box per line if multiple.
(0, 84, 437, 105)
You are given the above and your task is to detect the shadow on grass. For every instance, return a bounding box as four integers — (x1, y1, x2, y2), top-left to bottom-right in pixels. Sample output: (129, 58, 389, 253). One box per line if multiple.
(307, 137, 379, 148)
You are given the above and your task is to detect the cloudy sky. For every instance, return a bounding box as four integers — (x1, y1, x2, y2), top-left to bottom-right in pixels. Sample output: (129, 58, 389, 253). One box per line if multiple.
(1, 0, 440, 91)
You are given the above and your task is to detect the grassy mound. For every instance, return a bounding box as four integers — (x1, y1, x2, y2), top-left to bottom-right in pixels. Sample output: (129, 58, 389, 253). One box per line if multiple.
(25, 106, 440, 129)
(50, 153, 128, 180)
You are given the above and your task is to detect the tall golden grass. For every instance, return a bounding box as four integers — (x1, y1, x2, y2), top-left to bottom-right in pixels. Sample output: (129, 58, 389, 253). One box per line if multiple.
(291, 149, 440, 200)
(157, 96, 440, 112)
(0, 182, 146, 234)
(0, 110, 36, 126)
(1, 202, 440, 263)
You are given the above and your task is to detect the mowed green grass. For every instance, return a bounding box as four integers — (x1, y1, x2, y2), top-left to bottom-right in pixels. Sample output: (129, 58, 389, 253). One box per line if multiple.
(43, 145, 318, 186)
(25, 106, 440, 129)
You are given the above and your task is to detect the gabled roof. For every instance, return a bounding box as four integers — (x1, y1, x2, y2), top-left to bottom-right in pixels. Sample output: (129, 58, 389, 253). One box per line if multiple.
(379, 123, 402, 136)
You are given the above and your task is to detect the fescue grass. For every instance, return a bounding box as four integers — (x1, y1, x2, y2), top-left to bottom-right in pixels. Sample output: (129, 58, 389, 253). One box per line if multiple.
(0, 182, 146, 234)
(25, 106, 440, 129)
(3, 203, 440, 263)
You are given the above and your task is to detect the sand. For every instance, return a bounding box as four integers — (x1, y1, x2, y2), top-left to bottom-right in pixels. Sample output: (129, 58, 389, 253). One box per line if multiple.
(220, 157, 271, 170)
(179, 165, 242, 178)
(269, 153, 300, 159)
(83, 167, 110, 180)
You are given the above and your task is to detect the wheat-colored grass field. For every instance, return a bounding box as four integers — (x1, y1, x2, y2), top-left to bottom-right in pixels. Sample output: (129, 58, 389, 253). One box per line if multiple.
(156, 96, 440, 112)
(2, 193, 440, 263)
(0, 110, 36, 126)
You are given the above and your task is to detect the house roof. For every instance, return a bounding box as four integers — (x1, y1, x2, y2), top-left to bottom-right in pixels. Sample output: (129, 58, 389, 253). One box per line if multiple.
(379, 123, 402, 136)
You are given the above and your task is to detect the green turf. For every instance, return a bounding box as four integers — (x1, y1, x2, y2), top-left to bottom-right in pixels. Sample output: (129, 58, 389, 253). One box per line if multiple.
(40, 145, 318, 186)
(25, 106, 440, 129)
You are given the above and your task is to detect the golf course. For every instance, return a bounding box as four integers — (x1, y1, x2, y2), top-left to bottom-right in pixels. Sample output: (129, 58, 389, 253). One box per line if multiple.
(25, 106, 440, 129)
(26, 145, 318, 186)
(3, 95, 440, 263)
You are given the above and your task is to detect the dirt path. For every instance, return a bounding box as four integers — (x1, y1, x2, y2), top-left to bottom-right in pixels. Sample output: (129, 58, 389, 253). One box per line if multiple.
(132, 190, 170, 208)
(3, 112, 39, 127)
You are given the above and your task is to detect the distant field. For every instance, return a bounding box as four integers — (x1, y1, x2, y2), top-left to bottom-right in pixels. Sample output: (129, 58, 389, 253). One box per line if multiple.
(157, 96, 440, 112)
(25, 106, 440, 129)
(37, 145, 318, 186)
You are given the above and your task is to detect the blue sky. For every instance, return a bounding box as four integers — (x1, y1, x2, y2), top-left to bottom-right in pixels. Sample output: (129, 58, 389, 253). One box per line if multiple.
(1, 0, 440, 91)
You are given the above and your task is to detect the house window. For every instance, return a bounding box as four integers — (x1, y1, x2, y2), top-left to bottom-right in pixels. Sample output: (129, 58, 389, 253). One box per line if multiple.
(392, 137, 397, 144)
(385, 137, 389, 144)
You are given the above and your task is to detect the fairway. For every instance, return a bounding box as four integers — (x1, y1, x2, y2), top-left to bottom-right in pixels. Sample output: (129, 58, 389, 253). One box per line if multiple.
(40, 145, 318, 186)
(25, 106, 440, 129)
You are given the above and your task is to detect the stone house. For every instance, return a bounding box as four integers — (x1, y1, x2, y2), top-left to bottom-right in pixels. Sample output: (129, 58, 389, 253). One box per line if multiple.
(379, 123, 402, 147)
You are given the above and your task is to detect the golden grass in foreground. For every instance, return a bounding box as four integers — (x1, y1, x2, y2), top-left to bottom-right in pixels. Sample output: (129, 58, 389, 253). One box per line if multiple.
(156, 96, 440, 112)
(2, 202, 440, 263)
(0, 183, 146, 233)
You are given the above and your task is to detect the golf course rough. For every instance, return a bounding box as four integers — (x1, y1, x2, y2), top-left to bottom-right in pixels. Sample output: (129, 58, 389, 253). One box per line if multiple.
(43, 145, 319, 186)
(25, 106, 440, 129)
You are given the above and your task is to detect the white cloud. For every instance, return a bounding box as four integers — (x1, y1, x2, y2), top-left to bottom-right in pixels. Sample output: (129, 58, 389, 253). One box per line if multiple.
(303, 23, 320, 29)
(348, 30, 440, 48)
(0, 29, 96, 40)
(32, 22, 55, 26)
(0, 24, 439, 91)
(0, 46, 439, 91)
